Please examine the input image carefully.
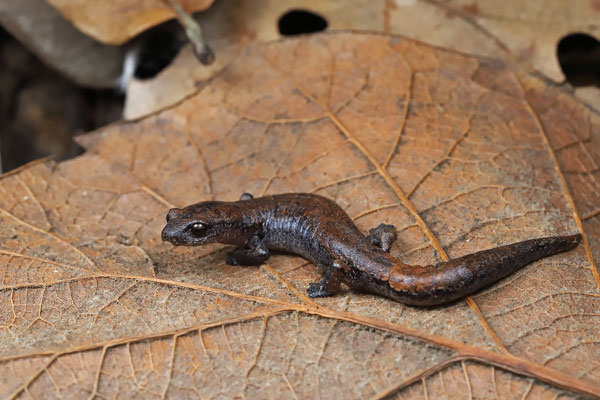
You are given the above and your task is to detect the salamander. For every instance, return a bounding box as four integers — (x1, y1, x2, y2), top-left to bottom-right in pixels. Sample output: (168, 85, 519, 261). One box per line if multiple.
(161, 193, 582, 306)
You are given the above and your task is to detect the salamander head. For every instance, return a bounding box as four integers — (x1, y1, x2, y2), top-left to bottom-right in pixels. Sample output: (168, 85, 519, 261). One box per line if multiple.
(161, 201, 250, 246)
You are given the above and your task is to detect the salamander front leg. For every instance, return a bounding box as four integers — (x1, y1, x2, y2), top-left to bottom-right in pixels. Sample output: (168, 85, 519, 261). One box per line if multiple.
(367, 223, 398, 253)
(226, 235, 270, 266)
(307, 261, 344, 298)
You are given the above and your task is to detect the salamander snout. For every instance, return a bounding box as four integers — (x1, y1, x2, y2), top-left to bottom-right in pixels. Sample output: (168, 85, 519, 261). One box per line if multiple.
(161, 223, 181, 244)
(162, 208, 190, 245)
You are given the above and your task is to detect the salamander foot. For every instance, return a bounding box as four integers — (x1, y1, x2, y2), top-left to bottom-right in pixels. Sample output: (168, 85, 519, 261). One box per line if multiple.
(226, 235, 270, 266)
(367, 223, 398, 252)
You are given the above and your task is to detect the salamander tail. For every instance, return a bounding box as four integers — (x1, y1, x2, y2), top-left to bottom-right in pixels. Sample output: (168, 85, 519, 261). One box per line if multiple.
(387, 233, 582, 306)
(493, 233, 582, 267)
(434, 233, 583, 304)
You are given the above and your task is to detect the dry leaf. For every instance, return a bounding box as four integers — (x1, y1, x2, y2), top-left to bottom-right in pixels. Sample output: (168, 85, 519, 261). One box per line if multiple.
(386, 0, 600, 82)
(386, 0, 600, 112)
(124, 0, 600, 120)
(2, 33, 599, 398)
(45, 0, 214, 45)
(124, 0, 388, 119)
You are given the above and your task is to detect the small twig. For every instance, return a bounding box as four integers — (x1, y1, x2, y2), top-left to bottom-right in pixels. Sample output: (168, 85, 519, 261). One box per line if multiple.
(164, 0, 215, 65)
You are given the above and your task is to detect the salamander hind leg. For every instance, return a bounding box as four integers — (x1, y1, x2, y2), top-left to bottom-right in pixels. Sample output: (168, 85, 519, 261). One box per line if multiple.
(226, 235, 270, 266)
(307, 261, 344, 298)
(367, 223, 398, 253)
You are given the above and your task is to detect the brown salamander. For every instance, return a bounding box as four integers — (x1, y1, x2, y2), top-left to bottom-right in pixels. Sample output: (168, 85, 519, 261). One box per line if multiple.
(161, 193, 582, 306)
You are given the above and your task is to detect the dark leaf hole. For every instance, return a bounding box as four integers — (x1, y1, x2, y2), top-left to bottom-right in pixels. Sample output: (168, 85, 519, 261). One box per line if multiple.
(278, 9, 328, 36)
(557, 32, 600, 87)
(134, 29, 184, 80)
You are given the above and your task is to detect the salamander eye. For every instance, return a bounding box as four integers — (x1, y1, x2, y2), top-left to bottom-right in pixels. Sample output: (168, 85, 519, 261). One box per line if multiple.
(186, 221, 208, 238)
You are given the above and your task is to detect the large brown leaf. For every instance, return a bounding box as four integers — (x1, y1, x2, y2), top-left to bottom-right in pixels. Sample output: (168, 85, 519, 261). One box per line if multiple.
(1, 32, 599, 398)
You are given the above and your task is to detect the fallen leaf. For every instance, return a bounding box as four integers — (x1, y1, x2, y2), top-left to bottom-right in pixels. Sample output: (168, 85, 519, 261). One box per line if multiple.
(124, 0, 390, 119)
(2, 33, 599, 398)
(45, 0, 214, 45)
(387, 0, 600, 82)
(124, 0, 600, 121)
